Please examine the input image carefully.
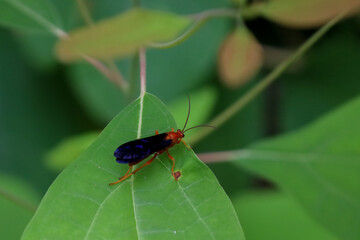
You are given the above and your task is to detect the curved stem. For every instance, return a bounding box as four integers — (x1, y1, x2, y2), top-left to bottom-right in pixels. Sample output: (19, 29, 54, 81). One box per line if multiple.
(187, 8, 238, 20)
(76, 0, 128, 92)
(190, 11, 348, 145)
(147, 8, 238, 49)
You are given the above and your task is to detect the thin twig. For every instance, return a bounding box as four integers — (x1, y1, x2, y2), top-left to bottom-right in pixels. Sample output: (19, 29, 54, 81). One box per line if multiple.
(0, 188, 37, 213)
(76, 0, 94, 26)
(76, 0, 128, 91)
(139, 47, 147, 97)
(5, 0, 67, 38)
(197, 151, 238, 164)
(187, 8, 238, 20)
(190, 11, 348, 145)
(147, 8, 238, 49)
(82, 55, 127, 90)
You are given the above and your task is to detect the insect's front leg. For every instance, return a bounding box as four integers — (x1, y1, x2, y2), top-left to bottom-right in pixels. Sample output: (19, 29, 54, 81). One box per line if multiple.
(166, 150, 181, 181)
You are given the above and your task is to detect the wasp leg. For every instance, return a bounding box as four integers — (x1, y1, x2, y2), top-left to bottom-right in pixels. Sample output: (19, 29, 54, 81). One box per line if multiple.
(109, 153, 159, 186)
(166, 150, 180, 181)
(118, 165, 133, 179)
(111, 165, 133, 183)
(155, 130, 159, 135)
(117, 160, 142, 179)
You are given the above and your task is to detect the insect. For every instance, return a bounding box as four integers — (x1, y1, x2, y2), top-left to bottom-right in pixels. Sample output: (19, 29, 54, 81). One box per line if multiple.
(109, 96, 213, 186)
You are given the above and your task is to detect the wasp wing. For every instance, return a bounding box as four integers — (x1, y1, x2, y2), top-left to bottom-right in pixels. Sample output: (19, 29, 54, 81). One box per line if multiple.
(114, 133, 172, 164)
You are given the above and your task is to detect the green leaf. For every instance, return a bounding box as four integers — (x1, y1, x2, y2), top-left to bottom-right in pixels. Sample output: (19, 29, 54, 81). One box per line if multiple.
(0, 0, 65, 35)
(280, 29, 360, 130)
(0, 30, 87, 192)
(0, 174, 39, 240)
(232, 191, 338, 240)
(233, 96, 360, 240)
(22, 93, 244, 240)
(56, 8, 192, 62)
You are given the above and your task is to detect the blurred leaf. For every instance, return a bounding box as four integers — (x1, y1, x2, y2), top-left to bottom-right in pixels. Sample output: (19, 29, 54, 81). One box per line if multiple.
(56, 8, 192, 62)
(45, 132, 98, 172)
(256, 0, 360, 28)
(218, 27, 263, 88)
(232, 191, 338, 240)
(0, 30, 89, 192)
(22, 93, 244, 240)
(0, 0, 64, 34)
(233, 96, 360, 240)
(168, 86, 218, 141)
(0, 174, 39, 240)
(280, 28, 360, 130)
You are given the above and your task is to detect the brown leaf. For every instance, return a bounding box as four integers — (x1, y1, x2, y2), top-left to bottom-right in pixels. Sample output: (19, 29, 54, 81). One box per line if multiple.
(257, 0, 360, 28)
(218, 27, 263, 88)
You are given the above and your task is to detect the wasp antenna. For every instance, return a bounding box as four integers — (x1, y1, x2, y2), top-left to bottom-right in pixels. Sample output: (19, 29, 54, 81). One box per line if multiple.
(182, 93, 191, 132)
(184, 124, 216, 133)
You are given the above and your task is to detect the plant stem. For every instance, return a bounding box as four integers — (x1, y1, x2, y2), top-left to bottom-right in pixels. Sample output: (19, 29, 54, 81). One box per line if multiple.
(76, 0, 94, 26)
(0, 188, 37, 213)
(139, 47, 147, 97)
(147, 8, 238, 49)
(76, 0, 128, 92)
(5, 0, 67, 38)
(190, 11, 347, 145)
(197, 151, 238, 164)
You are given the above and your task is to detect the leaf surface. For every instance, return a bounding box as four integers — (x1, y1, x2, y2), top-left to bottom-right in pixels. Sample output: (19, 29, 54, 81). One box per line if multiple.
(22, 93, 244, 240)
(233, 96, 360, 240)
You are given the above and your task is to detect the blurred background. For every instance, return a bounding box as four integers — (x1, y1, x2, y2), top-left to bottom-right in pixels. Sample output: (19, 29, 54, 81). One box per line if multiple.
(0, 0, 360, 239)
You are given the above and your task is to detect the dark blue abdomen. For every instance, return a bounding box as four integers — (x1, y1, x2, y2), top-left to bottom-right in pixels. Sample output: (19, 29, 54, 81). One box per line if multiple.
(114, 133, 172, 164)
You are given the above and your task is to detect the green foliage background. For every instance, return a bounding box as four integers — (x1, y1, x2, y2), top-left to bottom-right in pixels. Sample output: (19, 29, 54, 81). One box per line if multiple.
(0, 0, 359, 239)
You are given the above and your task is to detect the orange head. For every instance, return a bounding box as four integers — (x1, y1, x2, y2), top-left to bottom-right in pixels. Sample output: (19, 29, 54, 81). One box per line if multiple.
(166, 129, 185, 142)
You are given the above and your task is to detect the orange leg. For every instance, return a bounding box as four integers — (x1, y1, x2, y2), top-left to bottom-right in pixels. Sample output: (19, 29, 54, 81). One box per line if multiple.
(171, 128, 175, 132)
(117, 165, 133, 179)
(166, 150, 177, 180)
(109, 153, 159, 186)
(155, 130, 159, 135)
